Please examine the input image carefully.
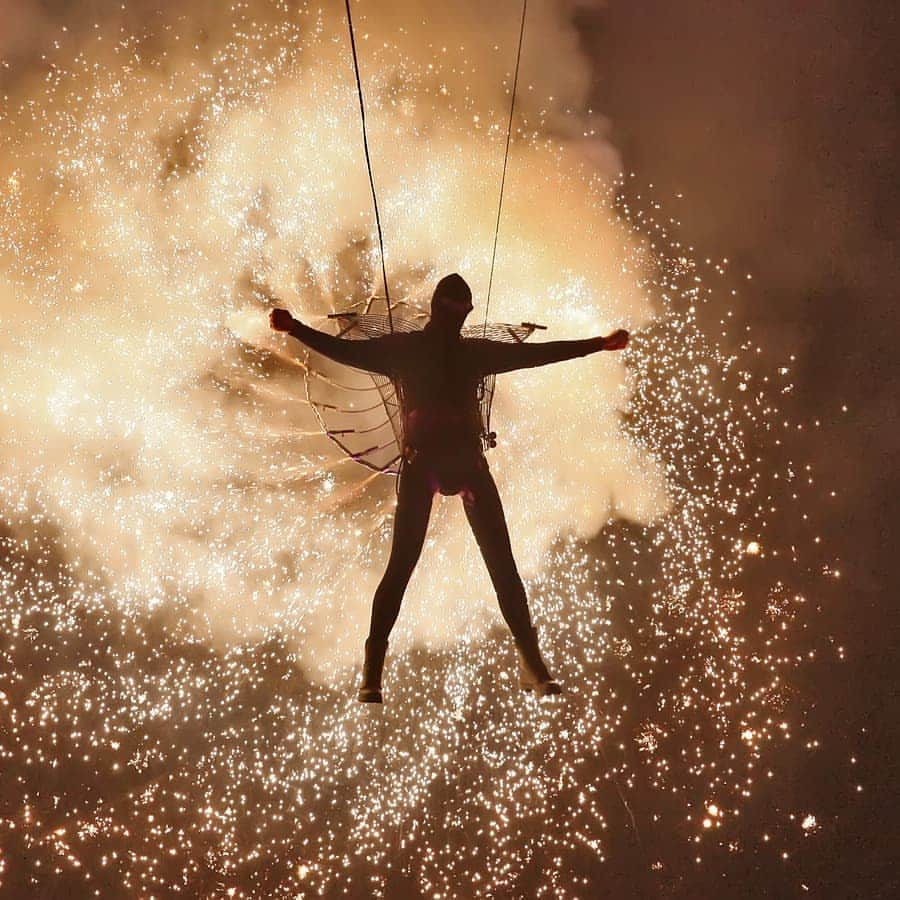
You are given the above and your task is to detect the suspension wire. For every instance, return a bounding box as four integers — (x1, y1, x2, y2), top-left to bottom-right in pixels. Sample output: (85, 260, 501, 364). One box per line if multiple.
(482, 0, 528, 337)
(343, 0, 394, 332)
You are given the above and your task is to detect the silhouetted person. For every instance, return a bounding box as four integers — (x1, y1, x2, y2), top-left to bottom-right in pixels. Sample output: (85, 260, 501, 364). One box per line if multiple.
(270, 273, 629, 702)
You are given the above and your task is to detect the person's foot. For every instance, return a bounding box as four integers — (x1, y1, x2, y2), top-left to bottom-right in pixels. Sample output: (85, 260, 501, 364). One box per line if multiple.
(519, 669, 563, 696)
(357, 637, 388, 703)
(516, 627, 562, 696)
(357, 686, 383, 703)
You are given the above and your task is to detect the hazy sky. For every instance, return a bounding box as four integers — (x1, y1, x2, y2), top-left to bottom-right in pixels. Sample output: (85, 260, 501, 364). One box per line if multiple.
(569, 2, 898, 605)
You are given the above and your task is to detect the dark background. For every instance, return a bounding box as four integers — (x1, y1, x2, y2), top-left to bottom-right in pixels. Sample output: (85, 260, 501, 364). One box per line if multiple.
(586, 0, 898, 590)
(581, 0, 899, 891)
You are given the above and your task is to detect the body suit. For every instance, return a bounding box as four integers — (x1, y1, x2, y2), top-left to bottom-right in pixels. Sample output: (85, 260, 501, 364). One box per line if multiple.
(289, 316, 608, 646)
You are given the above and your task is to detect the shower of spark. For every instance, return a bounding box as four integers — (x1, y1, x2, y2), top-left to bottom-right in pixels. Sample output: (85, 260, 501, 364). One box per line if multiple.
(0, 2, 844, 896)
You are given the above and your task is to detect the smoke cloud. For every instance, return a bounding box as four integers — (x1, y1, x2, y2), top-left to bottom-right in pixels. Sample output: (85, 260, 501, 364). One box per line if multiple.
(0, 0, 667, 678)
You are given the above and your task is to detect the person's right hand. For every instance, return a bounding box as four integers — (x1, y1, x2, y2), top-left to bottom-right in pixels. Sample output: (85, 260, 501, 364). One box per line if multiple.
(603, 329, 629, 351)
(269, 308, 295, 332)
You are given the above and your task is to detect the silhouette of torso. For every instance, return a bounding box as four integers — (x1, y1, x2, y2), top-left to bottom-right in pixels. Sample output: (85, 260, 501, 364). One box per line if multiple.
(392, 327, 484, 459)
(290, 315, 604, 494)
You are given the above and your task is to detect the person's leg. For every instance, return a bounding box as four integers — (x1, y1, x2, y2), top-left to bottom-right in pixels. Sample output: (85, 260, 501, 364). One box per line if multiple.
(359, 462, 433, 702)
(461, 463, 533, 640)
(368, 461, 434, 643)
(462, 462, 561, 695)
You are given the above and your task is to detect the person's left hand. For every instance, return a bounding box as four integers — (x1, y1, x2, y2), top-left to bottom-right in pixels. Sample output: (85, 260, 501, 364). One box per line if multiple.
(269, 308, 294, 332)
(603, 329, 629, 351)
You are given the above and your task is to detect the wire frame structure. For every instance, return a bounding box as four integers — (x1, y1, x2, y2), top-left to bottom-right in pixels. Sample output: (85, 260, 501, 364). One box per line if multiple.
(303, 296, 545, 475)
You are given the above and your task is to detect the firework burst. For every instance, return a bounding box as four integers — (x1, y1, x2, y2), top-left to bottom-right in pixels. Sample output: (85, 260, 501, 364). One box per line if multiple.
(0, 3, 843, 896)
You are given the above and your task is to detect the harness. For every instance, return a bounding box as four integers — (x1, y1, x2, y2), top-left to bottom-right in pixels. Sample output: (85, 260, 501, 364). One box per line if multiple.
(302, 298, 543, 475)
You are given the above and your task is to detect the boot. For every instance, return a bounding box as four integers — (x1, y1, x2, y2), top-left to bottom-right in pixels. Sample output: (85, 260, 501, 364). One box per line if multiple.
(357, 637, 388, 703)
(515, 627, 562, 696)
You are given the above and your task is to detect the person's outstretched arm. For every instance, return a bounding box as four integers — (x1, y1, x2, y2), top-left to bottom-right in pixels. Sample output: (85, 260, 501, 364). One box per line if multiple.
(471, 329, 629, 375)
(269, 308, 397, 376)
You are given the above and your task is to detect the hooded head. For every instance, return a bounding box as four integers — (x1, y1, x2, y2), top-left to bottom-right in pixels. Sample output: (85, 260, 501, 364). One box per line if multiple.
(430, 273, 473, 334)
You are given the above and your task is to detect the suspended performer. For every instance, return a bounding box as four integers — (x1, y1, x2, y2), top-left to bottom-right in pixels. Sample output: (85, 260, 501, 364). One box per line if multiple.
(269, 273, 629, 702)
